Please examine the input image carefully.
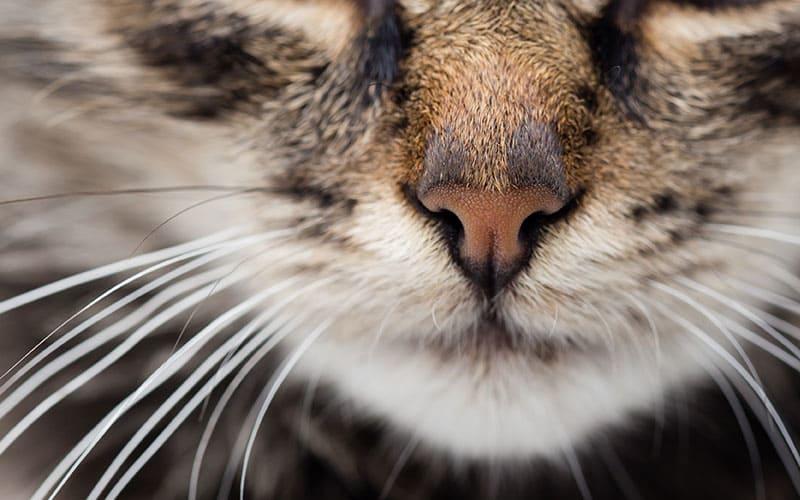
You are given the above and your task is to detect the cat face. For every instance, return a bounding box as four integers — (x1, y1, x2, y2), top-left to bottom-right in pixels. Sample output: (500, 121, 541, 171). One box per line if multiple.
(4, 0, 799, 459)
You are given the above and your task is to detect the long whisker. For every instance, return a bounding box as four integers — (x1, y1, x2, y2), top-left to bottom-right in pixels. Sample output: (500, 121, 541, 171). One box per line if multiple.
(237, 315, 343, 499)
(129, 189, 269, 257)
(0, 186, 274, 207)
(701, 236, 798, 268)
(702, 361, 767, 500)
(188, 309, 319, 500)
(716, 209, 800, 220)
(724, 365, 800, 496)
(647, 298, 800, 478)
(0, 232, 293, 419)
(724, 276, 800, 317)
(379, 436, 420, 500)
(0, 227, 245, 314)
(105, 311, 313, 500)
(0, 266, 228, 423)
(618, 292, 666, 453)
(91, 277, 333, 499)
(0, 250, 237, 406)
(237, 288, 368, 499)
(558, 427, 592, 500)
(721, 319, 800, 373)
(596, 437, 643, 500)
(650, 282, 762, 385)
(0, 231, 281, 383)
(38, 276, 302, 500)
(706, 224, 800, 246)
(676, 277, 800, 362)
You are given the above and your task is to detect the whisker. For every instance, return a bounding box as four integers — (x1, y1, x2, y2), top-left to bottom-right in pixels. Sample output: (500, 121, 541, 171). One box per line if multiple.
(129, 189, 269, 257)
(0, 232, 293, 418)
(619, 293, 666, 453)
(379, 436, 420, 500)
(650, 282, 762, 385)
(647, 298, 800, 478)
(722, 319, 800, 374)
(706, 224, 800, 246)
(107, 310, 315, 500)
(0, 266, 228, 422)
(724, 276, 800, 317)
(558, 427, 592, 500)
(761, 312, 800, 342)
(676, 277, 800, 363)
(237, 289, 367, 499)
(597, 437, 643, 500)
(166, 223, 307, 355)
(0, 186, 273, 207)
(0, 232, 281, 384)
(728, 378, 800, 496)
(91, 277, 333, 499)
(38, 276, 303, 500)
(191, 312, 312, 500)
(0, 227, 245, 314)
(719, 210, 800, 220)
(0, 251, 235, 406)
(701, 236, 797, 267)
(367, 298, 402, 363)
(702, 362, 767, 500)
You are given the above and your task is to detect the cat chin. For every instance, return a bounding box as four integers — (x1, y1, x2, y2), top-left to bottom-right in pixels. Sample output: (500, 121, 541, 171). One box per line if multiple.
(292, 328, 707, 460)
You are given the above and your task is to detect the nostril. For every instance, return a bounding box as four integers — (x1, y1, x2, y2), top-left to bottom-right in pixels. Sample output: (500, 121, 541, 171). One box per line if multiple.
(519, 190, 581, 246)
(518, 210, 548, 247)
(426, 207, 465, 258)
(432, 208, 464, 240)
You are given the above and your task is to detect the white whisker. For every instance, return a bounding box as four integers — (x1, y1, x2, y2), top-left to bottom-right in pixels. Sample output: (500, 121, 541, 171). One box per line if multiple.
(0, 227, 246, 315)
(38, 276, 302, 500)
(707, 224, 800, 246)
(0, 232, 281, 386)
(237, 317, 336, 500)
(379, 436, 419, 500)
(677, 277, 800, 363)
(237, 289, 367, 499)
(190, 309, 315, 500)
(702, 362, 766, 500)
(651, 282, 762, 384)
(648, 299, 800, 478)
(722, 319, 800, 374)
(93, 277, 331, 499)
(0, 267, 227, 423)
(724, 276, 800, 317)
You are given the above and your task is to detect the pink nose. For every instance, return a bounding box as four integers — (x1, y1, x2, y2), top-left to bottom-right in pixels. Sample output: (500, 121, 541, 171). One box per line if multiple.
(418, 185, 566, 293)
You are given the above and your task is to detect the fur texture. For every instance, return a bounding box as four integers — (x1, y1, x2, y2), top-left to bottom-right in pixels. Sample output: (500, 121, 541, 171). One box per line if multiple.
(0, 0, 799, 498)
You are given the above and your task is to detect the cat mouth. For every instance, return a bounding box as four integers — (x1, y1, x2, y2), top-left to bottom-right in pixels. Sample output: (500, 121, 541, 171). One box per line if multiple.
(424, 314, 566, 364)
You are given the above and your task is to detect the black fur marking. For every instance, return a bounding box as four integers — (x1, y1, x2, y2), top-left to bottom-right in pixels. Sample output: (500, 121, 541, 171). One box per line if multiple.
(122, 7, 326, 118)
(694, 202, 714, 218)
(272, 179, 358, 215)
(582, 127, 600, 146)
(678, 0, 766, 8)
(577, 85, 599, 114)
(361, 14, 403, 91)
(631, 205, 649, 221)
(354, 0, 410, 98)
(654, 193, 679, 213)
(587, 4, 642, 120)
(126, 14, 257, 86)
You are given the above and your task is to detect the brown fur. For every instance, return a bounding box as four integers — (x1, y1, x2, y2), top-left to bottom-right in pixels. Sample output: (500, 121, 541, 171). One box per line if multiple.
(0, 0, 799, 498)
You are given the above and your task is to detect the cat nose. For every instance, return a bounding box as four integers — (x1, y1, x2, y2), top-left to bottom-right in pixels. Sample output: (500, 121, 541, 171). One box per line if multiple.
(417, 184, 566, 296)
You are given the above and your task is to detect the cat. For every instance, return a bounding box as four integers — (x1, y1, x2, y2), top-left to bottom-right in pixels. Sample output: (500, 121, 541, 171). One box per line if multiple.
(0, 0, 799, 498)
